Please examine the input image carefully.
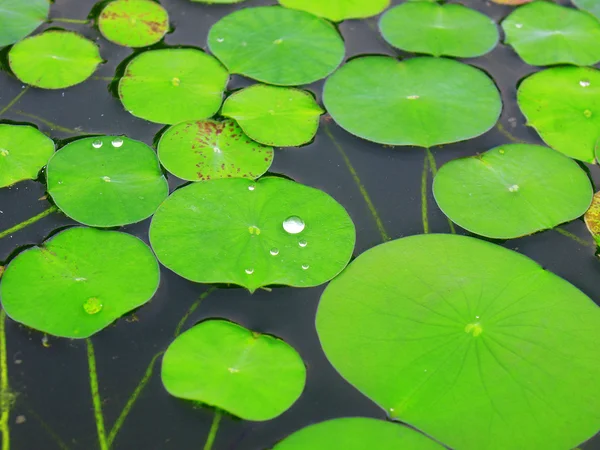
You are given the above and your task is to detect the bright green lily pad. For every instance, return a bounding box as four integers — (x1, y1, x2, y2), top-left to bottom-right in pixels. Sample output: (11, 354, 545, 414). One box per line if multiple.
(0, 0, 49, 47)
(9, 30, 103, 89)
(0, 227, 160, 339)
(573, 0, 600, 20)
(0, 124, 54, 188)
(278, 0, 389, 22)
(317, 234, 600, 450)
(157, 119, 273, 181)
(118, 48, 229, 124)
(221, 85, 323, 147)
(47, 136, 168, 227)
(517, 66, 600, 163)
(99, 0, 169, 48)
(502, 2, 600, 66)
(208, 6, 344, 86)
(379, 3, 498, 58)
(149, 177, 355, 292)
(433, 144, 593, 239)
(323, 56, 501, 147)
(161, 319, 306, 421)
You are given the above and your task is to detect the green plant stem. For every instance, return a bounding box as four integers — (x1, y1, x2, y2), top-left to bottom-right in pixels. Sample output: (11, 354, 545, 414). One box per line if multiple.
(24, 406, 70, 450)
(49, 18, 89, 24)
(203, 410, 222, 450)
(0, 310, 10, 450)
(496, 123, 525, 144)
(425, 148, 456, 234)
(86, 339, 109, 450)
(12, 111, 84, 135)
(421, 153, 430, 234)
(0, 205, 59, 240)
(174, 287, 217, 338)
(554, 227, 596, 249)
(0, 87, 30, 117)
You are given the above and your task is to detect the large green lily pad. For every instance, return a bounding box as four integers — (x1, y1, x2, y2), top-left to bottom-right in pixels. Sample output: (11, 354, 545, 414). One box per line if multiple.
(278, 0, 389, 22)
(149, 177, 355, 292)
(161, 319, 306, 421)
(0, 0, 49, 47)
(573, 0, 600, 20)
(517, 66, 600, 163)
(433, 144, 593, 239)
(502, 2, 600, 66)
(0, 124, 54, 188)
(208, 6, 344, 86)
(323, 56, 502, 147)
(317, 234, 600, 450)
(47, 136, 168, 227)
(119, 48, 229, 124)
(9, 30, 103, 89)
(0, 227, 160, 339)
(379, 3, 498, 58)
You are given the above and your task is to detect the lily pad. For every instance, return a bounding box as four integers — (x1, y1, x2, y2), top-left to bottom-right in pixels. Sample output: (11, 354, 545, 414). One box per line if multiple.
(9, 30, 103, 89)
(573, 0, 600, 20)
(161, 319, 306, 421)
(517, 66, 600, 163)
(317, 234, 600, 450)
(118, 48, 229, 124)
(47, 136, 168, 227)
(221, 85, 323, 147)
(584, 191, 600, 245)
(0, 227, 160, 339)
(99, 0, 169, 48)
(0, 124, 55, 188)
(208, 6, 344, 86)
(192, 0, 245, 3)
(379, 3, 498, 58)
(502, 2, 600, 66)
(149, 177, 355, 292)
(0, 0, 49, 47)
(491, 0, 532, 4)
(157, 119, 273, 181)
(278, 0, 389, 22)
(323, 56, 502, 147)
(433, 144, 593, 239)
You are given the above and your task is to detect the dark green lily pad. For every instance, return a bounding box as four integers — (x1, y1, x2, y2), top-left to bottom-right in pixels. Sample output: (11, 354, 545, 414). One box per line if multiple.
(0, 0, 49, 47)
(161, 319, 306, 421)
(573, 0, 600, 20)
(0, 227, 160, 338)
(278, 0, 389, 22)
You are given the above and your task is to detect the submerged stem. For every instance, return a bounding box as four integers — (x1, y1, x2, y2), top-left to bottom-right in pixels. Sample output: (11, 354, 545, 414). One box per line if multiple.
(49, 18, 89, 24)
(86, 339, 109, 450)
(0, 205, 59, 240)
(174, 286, 217, 338)
(424, 148, 456, 234)
(0, 87, 30, 117)
(554, 227, 596, 249)
(12, 111, 84, 135)
(203, 410, 222, 450)
(0, 310, 10, 450)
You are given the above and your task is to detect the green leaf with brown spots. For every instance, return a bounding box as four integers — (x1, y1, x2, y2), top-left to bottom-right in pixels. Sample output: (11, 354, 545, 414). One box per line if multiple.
(584, 191, 600, 245)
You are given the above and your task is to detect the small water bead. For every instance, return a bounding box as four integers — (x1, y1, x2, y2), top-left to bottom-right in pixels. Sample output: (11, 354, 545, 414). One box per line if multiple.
(406, 95, 419, 100)
(228, 367, 240, 373)
(216, 38, 224, 43)
(171, 77, 181, 87)
(584, 109, 593, 118)
(248, 185, 255, 191)
(301, 264, 309, 270)
(213, 146, 222, 154)
(112, 137, 124, 148)
(102, 176, 111, 182)
(580, 80, 591, 87)
(508, 184, 519, 192)
(92, 140, 103, 149)
(298, 240, 307, 248)
(245, 268, 254, 275)
(283, 216, 305, 234)
(270, 248, 279, 256)
(83, 297, 103, 315)
(515, 23, 523, 29)
(0, 149, 9, 157)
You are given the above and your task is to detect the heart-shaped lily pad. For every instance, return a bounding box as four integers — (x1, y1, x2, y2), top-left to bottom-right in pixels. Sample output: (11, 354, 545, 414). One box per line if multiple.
(379, 3, 498, 58)
(573, 0, 600, 20)
(0, 227, 160, 339)
(47, 136, 168, 227)
(278, 0, 389, 22)
(0, 124, 54, 188)
(208, 6, 344, 86)
(433, 144, 593, 239)
(0, 0, 49, 47)
(161, 319, 306, 421)
(9, 30, 103, 89)
(323, 56, 502, 147)
(118, 48, 229, 124)
(149, 177, 355, 292)
(317, 234, 600, 450)
(584, 191, 600, 245)
(221, 85, 323, 147)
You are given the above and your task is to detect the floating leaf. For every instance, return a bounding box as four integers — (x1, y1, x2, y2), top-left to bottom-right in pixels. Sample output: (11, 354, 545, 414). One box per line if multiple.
(278, 0, 389, 22)
(191, 0, 245, 3)
(323, 56, 501, 147)
(0, 124, 54, 188)
(47, 136, 168, 227)
(119, 48, 229, 124)
(9, 30, 103, 89)
(491, 0, 533, 4)
(317, 234, 600, 450)
(149, 177, 355, 292)
(573, 0, 600, 20)
(221, 85, 323, 147)
(502, 2, 600, 66)
(158, 119, 273, 181)
(433, 144, 593, 239)
(0, 0, 49, 47)
(161, 319, 306, 421)
(0, 227, 160, 338)
(584, 191, 600, 245)
(379, 3, 498, 58)
(99, 0, 169, 48)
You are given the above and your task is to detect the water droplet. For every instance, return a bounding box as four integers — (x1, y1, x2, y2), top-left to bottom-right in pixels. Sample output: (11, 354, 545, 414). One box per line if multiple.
(92, 140, 103, 149)
(273, 38, 283, 44)
(228, 367, 239, 373)
(283, 216, 305, 234)
(248, 185, 255, 191)
(58, 181, 63, 185)
(406, 95, 419, 100)
(270, 248, 279, 256)
(245, 268, 254, 274)
(102, 176, 111, 182)
(580, 80, 590, 87)
(216, 37, 224, 43)
(298, 239, 307, 248)
(213, 146, 221, 153)
(389, 407, 395, 413)
(302, 264, 309, 270)
(515, 23, 523, 29)
(83, 297, 103, 315)
(111, 137, 124, 148)
(584, 109, 593, 118)
(508, 184, 519, 192)
(74, 277, 87, 282)
(0, 149, 9, 157)
(476, 315, 480, 319)
(171, 77, 181, 87)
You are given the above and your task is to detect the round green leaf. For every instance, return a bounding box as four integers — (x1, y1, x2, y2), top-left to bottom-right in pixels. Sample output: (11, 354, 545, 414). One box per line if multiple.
(149, 177, 355, 292)
(379, 3, 498, 58)
(99, 0, 169, 48)
(0, 227, 160, 339)
(278, 0, 389, 22)
(0, 124, 54, 188)
(324, 56, 501, 147)
(273, 418, 443, 450)
(0, 0, 49, 47)
(161, 319, 306, 421)
(47, 136, 168, 227)
(502, 2, 600, 66)
(157, 119, 273, 181)
(118, 48, 229, 124)
(208, 6, 344, 86)
(9, 31, 103, 89)
(221, 85, 323, 147)
(517, 66, 600, 163)
(573, 0, 600, 20)
(317, 234, 600, 450)
(433, 144, 593, 239)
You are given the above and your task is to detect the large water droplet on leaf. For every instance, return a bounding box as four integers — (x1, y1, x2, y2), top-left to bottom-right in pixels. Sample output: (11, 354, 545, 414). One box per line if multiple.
(283, 216, 305, 234)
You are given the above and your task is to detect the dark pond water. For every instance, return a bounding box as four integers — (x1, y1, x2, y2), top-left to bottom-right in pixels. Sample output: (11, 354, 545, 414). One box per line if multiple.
(0, 0, 599, 448)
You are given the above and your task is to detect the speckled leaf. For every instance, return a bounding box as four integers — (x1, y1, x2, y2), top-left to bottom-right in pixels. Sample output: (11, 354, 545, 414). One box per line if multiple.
(584, 191, 600, 245)
(0, 0, 49, 47)
(573, 0, 600, 20)
(278, 0, 389, 22)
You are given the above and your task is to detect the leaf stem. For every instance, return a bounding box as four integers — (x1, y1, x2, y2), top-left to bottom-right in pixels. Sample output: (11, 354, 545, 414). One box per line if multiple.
(203, 410, 222, 450)
(0, 87, 30, 117)
(12, 111, 84, 135)
(49, 18, 89, 24)
(424, 148, 456, 234)
(0, 205, 59, 240)
(174, 287, 217, 338)
(86, 339, 109, 450)
(0, 310, 10, 450)
(554, 227, 596, 249)
(496, 123, 525, 144)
